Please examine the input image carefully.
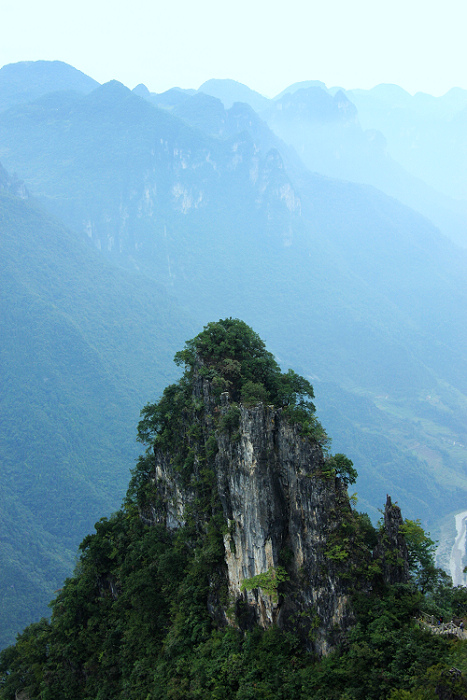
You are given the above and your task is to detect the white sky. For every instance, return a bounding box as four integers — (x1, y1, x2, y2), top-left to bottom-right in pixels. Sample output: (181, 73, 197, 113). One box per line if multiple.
(1, 0, 465, 97)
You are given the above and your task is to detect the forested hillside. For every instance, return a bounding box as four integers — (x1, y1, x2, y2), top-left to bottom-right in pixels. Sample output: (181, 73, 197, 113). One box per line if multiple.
(1, 75, 466, 522)
(0, 181, 194, 647)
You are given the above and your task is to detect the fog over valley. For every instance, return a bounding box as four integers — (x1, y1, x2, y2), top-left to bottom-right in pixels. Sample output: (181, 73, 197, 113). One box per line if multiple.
(1, 52, 467, 698)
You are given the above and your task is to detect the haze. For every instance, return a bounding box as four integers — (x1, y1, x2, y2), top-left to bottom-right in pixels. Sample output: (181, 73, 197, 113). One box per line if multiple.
(1, 0, 466, 97)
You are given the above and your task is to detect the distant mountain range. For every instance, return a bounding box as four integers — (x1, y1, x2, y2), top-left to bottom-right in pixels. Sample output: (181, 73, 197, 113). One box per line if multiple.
(0, 60, 98, 112)
(196, 78, 467, 248)
(1, 59, 467, 647)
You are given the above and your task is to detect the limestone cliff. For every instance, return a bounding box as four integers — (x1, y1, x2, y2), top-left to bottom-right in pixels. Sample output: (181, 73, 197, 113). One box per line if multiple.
(214, 394, 354, 655)
(375, 495, 410, 585)
(136, 319, 409, 656)
(142, 374, 356, 654)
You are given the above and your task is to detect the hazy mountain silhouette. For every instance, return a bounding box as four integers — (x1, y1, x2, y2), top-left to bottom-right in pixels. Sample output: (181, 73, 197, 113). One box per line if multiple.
(347, 84, 467, 203)
(0, 60, 99, 112)
(198, 77, 270, 111)
(262, 84, 467, 246)
(1, 76, 466, 519)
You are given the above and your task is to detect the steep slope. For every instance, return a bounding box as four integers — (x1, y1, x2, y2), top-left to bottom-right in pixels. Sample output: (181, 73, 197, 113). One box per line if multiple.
(263, 84, 467, 247)
(137, 321, 357, 655)
(0, 176, 194, 647)
(347, 84, 467, 201)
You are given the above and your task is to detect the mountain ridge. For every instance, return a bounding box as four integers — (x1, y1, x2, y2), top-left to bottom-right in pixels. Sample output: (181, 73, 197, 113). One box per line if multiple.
(0, 173, 195, 647)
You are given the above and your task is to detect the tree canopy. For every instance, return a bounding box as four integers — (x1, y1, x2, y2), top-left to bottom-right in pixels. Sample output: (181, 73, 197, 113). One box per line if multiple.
(138, 318, 327, 449)
(174, 318, 316, 410)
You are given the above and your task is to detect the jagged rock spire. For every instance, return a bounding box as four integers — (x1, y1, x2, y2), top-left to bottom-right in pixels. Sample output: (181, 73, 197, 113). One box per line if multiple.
(375, 495, 410, 585)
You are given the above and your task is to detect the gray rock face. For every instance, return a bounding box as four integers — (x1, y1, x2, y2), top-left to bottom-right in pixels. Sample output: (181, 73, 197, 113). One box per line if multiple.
(215, 395, 353, 655)
(146, 374, 359, 655)
(375, 495, 410, 585)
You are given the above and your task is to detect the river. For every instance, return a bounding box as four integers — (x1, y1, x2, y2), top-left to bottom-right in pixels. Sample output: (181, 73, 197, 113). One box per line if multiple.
(449, 510, 467, 586)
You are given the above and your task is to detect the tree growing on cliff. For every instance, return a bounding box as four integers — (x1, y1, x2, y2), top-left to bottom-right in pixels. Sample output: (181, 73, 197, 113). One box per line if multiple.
(173, 318, 315, 409)
(324, 453, 358, 485)
(139, 318, 327, 449)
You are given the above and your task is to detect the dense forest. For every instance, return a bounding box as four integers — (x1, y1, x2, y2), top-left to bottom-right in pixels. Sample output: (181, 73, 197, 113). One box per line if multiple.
(2, 320, 467, 700)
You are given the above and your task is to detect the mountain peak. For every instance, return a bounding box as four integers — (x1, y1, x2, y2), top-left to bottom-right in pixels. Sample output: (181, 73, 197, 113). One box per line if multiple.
(132, 83, 151, 98)
(0, 60, 99, 111)
(198, 78, 270, 111)
(133, 319, 404, 653)
(274, 79, 328, 100)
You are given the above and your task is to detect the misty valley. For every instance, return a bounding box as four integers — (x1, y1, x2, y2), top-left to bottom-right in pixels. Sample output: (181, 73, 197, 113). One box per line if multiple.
(1, 60, 467, 699)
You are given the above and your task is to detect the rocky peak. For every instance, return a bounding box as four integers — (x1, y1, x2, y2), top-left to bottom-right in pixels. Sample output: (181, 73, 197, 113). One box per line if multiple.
(134, 319, 409, 655)
(375, 495, 410, 585)
(144, 370, 354, 654)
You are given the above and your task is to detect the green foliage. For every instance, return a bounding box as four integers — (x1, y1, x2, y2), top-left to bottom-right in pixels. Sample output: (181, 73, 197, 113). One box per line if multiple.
(219, 405, 241, 433)
(423, 571, 467, 622)
(400, 519, 439, 594)
(325, 543, 350, 562)
(132, 319, 330, 511)
(174, 319, 323, 440)
(4, 83, 467, 657)
(356, 511, 379, 549)
(137, 380, 192, 452)
(324, 506, 379, 583)
(240, 380, 268, 407)
(2, 314, 467, 699)
(240, 567, 290, 603)
(324, 453, 358, 485)
(0, 191, 189, 648)
(2, 498, 467, 700)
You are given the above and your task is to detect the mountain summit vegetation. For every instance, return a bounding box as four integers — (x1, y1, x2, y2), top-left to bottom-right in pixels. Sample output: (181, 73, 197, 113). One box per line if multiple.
(2, 320, 467, 700)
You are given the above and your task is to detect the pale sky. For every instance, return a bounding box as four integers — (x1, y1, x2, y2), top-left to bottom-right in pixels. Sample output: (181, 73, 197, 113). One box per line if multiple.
(1, 0, 466, 97)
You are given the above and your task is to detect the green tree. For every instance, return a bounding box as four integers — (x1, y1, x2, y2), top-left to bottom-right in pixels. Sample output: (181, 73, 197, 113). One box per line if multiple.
(400, 519, 439, 593)
(324, 453, 358, 485)
(140, 318, 326, 449)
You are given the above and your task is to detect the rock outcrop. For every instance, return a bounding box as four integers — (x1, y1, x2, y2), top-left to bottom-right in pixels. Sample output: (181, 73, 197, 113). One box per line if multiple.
(215, 395, 353, 655)
(137, 320, 410, 656)
(375, 495, 410, 585)
(145, 372, 358, 655)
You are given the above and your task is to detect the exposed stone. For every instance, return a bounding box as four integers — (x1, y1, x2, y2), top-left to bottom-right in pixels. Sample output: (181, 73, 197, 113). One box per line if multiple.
(375, 495, 410, 585)
(215, 394, 353, 655)
(146, 372, 361, 655)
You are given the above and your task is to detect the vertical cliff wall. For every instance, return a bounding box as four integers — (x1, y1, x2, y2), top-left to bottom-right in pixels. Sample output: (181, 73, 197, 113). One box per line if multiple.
(216, 395, 356, 654)
(136, 320, 409, 656)
(146, 374, 359, 654)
